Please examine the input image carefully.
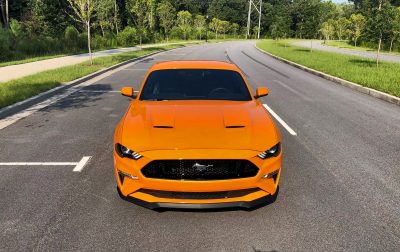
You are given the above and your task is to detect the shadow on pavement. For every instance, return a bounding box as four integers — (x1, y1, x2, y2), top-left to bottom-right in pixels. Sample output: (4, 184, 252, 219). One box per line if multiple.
(40, 84, 114, 113)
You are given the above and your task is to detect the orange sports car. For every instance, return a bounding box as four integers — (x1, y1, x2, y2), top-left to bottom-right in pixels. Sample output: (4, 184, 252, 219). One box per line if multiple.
(114, 60, 282, 209)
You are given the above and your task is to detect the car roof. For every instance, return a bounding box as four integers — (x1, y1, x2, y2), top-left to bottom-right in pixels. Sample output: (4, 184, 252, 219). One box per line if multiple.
(149, 60, 240, 72)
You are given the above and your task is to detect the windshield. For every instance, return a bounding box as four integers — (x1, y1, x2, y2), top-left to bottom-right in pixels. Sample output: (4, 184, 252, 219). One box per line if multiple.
(139, 69, 252, 101)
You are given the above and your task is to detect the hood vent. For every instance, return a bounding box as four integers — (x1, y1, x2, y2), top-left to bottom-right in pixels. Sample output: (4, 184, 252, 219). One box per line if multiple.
(225, 125, 245, 128)
(153, 125, 173, 128)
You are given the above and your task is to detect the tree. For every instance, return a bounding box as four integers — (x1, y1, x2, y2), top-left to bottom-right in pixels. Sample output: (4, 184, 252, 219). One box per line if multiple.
(349, 13, 365, 47)
(220, 20, 230, 39)
(157, 1, 175, 42)
(231, 23, 239, 38)
(387, 6, 400, 52)
(177, 10, 192, 40)
(365, 0, 392, 66)
(0, 0, 9, 29)
(270, 15, 292, 40)
(335, 17, 351, 40)
(209, 17, 222, 39)
(293, 0, 323, 51)
(67, 0, 98, 65)
(96, 0, 114, 36)
(127, 0, 151, 45)
(194, 15, 206, 40)
(320, 19, 335, 42)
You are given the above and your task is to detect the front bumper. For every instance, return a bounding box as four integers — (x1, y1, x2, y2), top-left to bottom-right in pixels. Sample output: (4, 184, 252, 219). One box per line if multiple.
(114, 149, 282, 209)
(121, 191, 278, 210)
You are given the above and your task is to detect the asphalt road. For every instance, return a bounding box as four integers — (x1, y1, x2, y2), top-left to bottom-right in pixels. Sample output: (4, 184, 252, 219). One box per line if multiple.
(1, 41, 400, 251)
(293, 40, 400, 63)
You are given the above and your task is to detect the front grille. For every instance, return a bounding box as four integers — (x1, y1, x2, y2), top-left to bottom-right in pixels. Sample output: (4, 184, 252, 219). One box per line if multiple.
(141, 160, 259, 180)
(139, 188, 260, 199)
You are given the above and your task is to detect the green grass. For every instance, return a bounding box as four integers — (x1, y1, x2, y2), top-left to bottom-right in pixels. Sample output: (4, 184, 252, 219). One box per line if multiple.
(324, 40, 400, 55)
(0, 44, 185, 109)
(257, 39, 400, 98)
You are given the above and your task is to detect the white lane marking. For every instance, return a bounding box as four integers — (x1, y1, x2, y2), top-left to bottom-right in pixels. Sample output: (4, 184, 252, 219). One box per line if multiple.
(0, 162, 78, 166)
(263, 104, 297, 136)
(0, 156, 93, 172)
(73, 156, 92, 172)
(272, 80, 311, 101)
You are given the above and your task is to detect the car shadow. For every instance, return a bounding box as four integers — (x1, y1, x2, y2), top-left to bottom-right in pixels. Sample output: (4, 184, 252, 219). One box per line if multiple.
(40, 84, 114, 113)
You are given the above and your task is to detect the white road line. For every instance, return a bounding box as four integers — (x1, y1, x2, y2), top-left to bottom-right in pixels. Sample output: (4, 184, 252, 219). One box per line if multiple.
(263, 104, 297, 136)
(73, 156, 92, 172)
(0, 155, 92, 172)
(0, 162, 78, 166)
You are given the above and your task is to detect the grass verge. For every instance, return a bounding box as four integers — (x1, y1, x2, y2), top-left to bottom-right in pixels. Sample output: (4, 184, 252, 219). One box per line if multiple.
(257, 39, 400, 98)
(324, 40, 400, 55)
(0, 44, 186, 109)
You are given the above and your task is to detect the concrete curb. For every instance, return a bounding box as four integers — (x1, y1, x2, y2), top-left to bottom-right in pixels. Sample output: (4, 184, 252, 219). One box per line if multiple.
(254, 45, 400, 106)
(0, 44, 190, 118)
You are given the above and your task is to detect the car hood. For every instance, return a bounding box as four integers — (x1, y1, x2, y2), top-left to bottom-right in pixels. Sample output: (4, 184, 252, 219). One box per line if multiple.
(121, 100, 279, 152)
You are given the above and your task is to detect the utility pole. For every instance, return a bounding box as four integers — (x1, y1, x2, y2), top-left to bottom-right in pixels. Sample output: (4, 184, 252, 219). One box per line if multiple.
(246, 0, 262, 39)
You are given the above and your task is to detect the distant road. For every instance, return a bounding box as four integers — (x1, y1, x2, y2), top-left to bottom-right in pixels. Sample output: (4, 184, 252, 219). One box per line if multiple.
(293, 40, 400, 63)
(0, 41, 199, 83)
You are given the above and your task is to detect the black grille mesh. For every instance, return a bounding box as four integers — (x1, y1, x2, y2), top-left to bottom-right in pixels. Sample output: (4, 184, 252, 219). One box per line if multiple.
(141, 160, 259, 180)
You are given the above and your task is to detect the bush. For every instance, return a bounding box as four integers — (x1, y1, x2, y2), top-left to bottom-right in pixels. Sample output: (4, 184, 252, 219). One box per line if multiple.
(65, 25, 80, 49)
(170, 27, 183, 40)
(0, 29, 13, 60)
(10, 19, 24, 38)
(117, 27, 138, 46)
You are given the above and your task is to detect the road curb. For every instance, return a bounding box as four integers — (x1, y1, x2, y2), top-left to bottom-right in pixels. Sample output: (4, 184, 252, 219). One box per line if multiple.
(0, 45, 187, 119)
(254, 45, 400, 106)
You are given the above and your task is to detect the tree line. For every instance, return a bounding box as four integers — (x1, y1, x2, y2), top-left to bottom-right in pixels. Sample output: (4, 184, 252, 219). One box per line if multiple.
(1, 0, 400, 63)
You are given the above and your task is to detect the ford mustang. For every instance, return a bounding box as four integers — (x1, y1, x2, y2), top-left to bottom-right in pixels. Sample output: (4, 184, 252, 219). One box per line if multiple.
(114, 60, 282, 209)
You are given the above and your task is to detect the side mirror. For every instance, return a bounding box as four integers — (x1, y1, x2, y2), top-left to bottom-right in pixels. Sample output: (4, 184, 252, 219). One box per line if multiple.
(121, 87, 134, 98)
(255, 87, 269, 99)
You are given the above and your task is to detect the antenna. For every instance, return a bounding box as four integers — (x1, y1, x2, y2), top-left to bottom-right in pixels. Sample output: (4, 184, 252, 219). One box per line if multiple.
(246, 0, 262, 39)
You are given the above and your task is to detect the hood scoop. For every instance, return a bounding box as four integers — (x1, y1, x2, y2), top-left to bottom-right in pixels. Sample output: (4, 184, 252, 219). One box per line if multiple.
(151, 107, 175, 128)
(223, 109, 248, 129)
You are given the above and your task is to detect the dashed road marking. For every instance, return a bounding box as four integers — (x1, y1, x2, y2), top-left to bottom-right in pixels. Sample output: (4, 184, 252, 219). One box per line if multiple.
(0, 156, 92, 172)
(72, 156, 92, 172)
(263, 104, 297, 136)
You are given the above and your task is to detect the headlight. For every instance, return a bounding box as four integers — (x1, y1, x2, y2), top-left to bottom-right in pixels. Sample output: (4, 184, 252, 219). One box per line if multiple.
(115, 143, 142, 160)
(257, 143, 281, 159)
